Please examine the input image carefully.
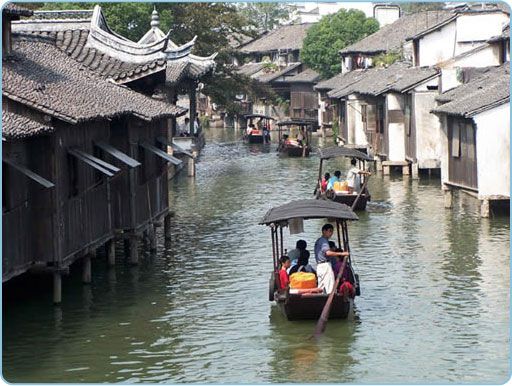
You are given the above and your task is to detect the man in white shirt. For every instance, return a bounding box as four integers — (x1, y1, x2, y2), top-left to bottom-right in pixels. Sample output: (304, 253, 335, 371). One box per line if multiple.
(346, 158, 371, 193)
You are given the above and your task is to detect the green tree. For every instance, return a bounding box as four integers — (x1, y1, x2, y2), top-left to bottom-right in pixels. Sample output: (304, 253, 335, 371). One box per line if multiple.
(300, 9, 379, 79)
(238, 3, 290, 30)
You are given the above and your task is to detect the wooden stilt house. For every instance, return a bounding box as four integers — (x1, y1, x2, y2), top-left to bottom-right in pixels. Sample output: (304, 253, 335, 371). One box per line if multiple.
(3, 8, 186, 297)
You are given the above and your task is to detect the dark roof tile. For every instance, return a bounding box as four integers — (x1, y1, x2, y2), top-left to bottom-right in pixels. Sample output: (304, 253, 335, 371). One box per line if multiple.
(240, 24, 314, 53)
(2, 110, 53, 140)
(3, 38, 186, 125)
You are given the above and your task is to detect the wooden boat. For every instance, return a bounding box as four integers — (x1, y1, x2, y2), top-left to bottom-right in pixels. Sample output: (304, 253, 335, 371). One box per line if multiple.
(315, 146, 373, 210)
(259, 199, 360, 320)
(243, 114, 274, 144)
(276, 120, 313, 157)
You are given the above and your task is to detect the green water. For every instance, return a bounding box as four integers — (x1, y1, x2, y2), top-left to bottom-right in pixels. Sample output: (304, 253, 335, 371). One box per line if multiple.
(2, 128, 510, 383)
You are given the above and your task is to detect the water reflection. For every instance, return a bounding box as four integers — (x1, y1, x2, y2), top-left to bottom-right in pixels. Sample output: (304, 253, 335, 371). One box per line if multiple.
(2, 127, 509, 384)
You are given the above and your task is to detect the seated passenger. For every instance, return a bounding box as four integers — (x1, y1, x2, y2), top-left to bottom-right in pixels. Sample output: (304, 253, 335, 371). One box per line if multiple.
(279, 255, 291, 289)
(288, 239, 308, 266)
(333, 252, 351, 284)
(327, 170, 341, 190)
(289, 250, 316, 277)
(321, 173, 331, 193)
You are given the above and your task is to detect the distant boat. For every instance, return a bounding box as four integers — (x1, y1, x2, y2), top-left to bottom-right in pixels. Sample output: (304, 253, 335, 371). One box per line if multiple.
(276, 119, 313, 157)
(243, 114, 273, 144)
(315, 146, 373, 210)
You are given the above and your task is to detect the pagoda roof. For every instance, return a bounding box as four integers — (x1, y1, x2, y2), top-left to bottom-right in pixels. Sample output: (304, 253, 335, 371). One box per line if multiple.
(12, 6, 217, 85)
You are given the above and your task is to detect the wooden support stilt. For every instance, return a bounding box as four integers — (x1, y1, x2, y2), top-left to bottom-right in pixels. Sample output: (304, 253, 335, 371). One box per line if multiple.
(129, 237, 139, 265)
(402, 164, 410, 175)
(187, 157, 195, 177)
(443, 186, 453, 209)
(82, 254, 92, 284)
(412, 162, 419, 180)
(480, 198, 490, 218)
(53, 271, 62, 305)
(376, 156, 383, 172)
(149, 224, 157, 252)
(164, 214, 172, 240)
(107, 239, 115, 266)
(383, 164, 390, 175)
(124, 238, 130, 257)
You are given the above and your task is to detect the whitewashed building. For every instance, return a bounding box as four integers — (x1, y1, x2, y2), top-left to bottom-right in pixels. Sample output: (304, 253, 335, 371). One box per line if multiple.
(432, 65, 510, 217)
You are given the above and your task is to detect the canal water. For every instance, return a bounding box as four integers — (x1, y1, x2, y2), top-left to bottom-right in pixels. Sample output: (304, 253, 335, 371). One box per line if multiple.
(3, 128, 510, 384)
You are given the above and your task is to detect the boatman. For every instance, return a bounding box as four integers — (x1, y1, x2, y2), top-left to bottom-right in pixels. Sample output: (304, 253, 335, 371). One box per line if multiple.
(314, 224, 349, 293)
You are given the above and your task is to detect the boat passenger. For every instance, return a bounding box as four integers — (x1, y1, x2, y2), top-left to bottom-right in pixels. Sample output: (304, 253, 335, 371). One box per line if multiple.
(333, 252, 351, 283)
(288, 239, 308, 266)
(279, 255, 291, 290)
(346, 158, 371, 194)
(327, 170, 341, 190)
(289, 250, 316, 277)
(297, 128, 306, 145)
(314, 224, 349, 293)
(321, 173, 330, 193)
(246, 123, 255, 137)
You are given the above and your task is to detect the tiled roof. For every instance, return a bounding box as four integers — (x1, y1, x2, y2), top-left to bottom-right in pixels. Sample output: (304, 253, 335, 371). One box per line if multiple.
(239, 23, 314, 53)
(3, 3, 33, 17)
(3, 37, 186, 125)
(2, 110, 53, 140)
(339, 10, 455, 55)
(433, 64, 510, 117)
(315, 71, 348, 91)
(327, 62, 439, 98)
(12, 18, 216, 85)
(254, 62, 302, 83)
(287, 68, 320, 83)
(236, 62, 265, 77)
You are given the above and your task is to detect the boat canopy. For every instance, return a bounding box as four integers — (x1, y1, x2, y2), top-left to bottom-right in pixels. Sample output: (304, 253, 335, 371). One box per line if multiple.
(317, 146, 373, 161)
(260, 199, 358, 225)
(277, 120, 313, 127)
(244, 114, 274, 120)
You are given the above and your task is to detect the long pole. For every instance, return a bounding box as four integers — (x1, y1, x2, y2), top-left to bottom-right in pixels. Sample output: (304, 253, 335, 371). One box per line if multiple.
(351, 174, 370, 210)
(313, 255, 349, 337)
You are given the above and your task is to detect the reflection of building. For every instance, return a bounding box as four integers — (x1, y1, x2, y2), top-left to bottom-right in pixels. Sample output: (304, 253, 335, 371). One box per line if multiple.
(2, 5, 186, 300)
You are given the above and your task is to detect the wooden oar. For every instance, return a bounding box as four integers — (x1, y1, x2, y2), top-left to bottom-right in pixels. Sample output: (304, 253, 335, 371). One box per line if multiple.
(313, 254, 348, 337)
(350, 173, 370, 210)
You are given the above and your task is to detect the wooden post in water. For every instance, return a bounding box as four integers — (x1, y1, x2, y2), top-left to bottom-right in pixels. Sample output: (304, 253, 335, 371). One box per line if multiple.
(53, 271, 62, 304)
(149, 224, 157, 251)
(106, 239, 115, 266)
(82, 251, 93, 284)
(129, 237, 139, 265)
(164, 213, 172, 240)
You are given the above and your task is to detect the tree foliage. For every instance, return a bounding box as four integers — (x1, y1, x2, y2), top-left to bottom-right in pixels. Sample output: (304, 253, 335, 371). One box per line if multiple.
(238, 3, 290, 31)
(300, 9, 379, 79)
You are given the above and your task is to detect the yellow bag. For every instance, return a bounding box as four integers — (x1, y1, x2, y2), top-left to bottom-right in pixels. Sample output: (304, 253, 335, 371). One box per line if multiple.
(289, 272, 317, 289)
(334, 180, 348, 192)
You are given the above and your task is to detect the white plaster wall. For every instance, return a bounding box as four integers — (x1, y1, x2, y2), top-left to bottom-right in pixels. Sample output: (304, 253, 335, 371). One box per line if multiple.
(346, 97, 369, 146)
(318, 95, 324, 126)
(419, 22, 457, 66)
(454, 45, 501, 67)
(456, 13, 509, 44)
(414, 92, 442, 169)
(474, 103, 510, 198)
(439, 114, 450, 187)
(386, 93, 405, 161)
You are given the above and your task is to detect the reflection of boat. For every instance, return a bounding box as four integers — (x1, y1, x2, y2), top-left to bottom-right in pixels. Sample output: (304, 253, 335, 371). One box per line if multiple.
(260, 199, 360, 320)
(315, 147, 373, 211)
(243, 114, 273, 144)
(276, 120, 313, 157)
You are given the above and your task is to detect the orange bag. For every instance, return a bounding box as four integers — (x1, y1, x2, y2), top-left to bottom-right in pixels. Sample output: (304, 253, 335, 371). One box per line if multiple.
(289, 272, 317, 289)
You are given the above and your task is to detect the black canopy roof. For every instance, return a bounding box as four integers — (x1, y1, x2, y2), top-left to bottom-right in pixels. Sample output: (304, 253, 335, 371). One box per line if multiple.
(243, 114, 274, 120)
(277, 120, 313, 127)
(317, 146, 374, 161)
(260, 199, 358, 225)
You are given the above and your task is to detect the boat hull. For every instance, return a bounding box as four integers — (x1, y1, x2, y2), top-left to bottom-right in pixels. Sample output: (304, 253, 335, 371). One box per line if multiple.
(280, 146, 311, 157)
(248, 134, 270, 144)
(331, 193, 369, 210)
(275, 292, 352, 320)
